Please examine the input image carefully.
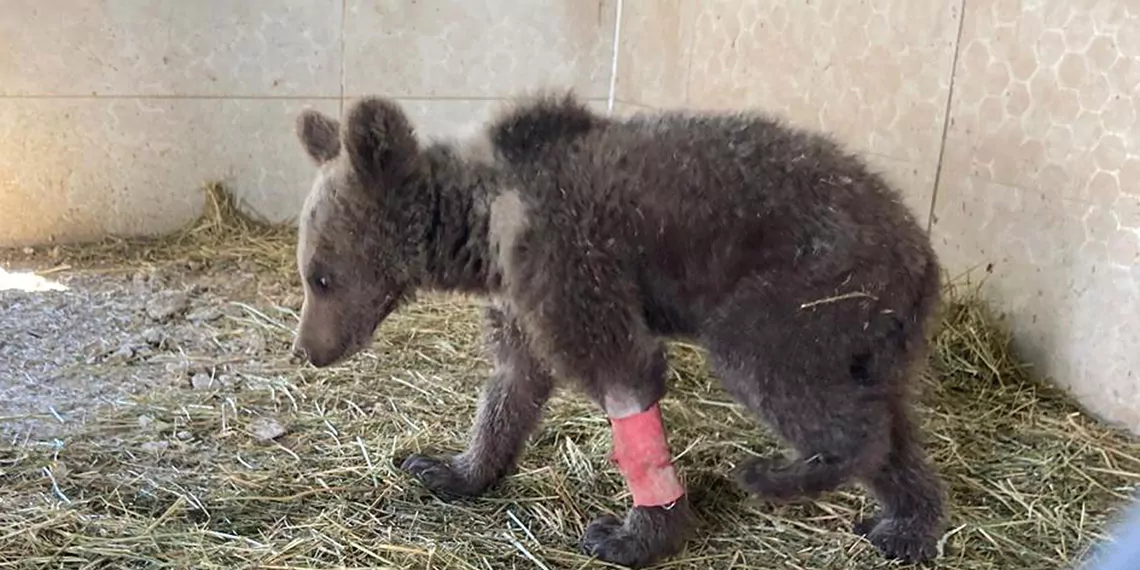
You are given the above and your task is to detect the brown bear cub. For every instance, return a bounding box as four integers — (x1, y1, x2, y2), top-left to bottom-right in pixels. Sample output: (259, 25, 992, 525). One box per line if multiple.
(291, 92, 946, 568)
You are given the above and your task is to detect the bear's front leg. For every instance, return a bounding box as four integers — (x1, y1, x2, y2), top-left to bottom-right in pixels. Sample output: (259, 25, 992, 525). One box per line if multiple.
(580, 398, 694, 569)
(519, 267, 695, 566)
(401, 305, 554, 497)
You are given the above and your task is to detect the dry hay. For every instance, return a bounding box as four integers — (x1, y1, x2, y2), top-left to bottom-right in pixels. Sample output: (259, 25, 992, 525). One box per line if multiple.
(6, 181, 298, 279)
(1, 185, 1139, 570)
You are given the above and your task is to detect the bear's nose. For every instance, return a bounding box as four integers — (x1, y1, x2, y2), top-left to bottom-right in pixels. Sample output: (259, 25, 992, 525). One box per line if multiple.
(290, 339, 309, 363)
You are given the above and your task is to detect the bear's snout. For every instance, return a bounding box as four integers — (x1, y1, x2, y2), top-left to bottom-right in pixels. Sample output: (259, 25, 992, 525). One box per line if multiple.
(292, 333, 340, 368)
(290, 337, 309, 362)
(291, 326, 328, 367)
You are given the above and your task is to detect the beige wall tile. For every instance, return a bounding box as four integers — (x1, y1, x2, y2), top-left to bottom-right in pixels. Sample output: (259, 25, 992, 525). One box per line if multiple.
(0, 95, 613, 248)
(344, 0, 616, 98)
(0, 0, 343, 97)
(936, 0, 1140, 433)
(611, 101, 656, 117)
(615, 0, 696, 109)
(682, 0, 962, 226)
(382, 97, 611, 146)
(0, 98, 340, 247)
(0, 100, 101, 246)
(394, 99, 511, 145)
(685, 0, 960, 161)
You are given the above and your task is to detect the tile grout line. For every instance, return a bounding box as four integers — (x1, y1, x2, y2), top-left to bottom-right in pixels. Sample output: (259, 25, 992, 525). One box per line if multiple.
(606, 0, 624, 115)
(927, 0, 969, 234)
(339, 0, 347, 114)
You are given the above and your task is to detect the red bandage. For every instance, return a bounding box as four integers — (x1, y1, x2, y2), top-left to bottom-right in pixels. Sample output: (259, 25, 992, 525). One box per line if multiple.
(609, 402, 686, 507)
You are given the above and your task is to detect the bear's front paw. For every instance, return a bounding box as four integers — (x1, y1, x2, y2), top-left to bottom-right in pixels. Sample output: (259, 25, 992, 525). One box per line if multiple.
(398, 453, 488, 498)
(579, 501, 692, 569)
(858, 514, 940, 563)
(580, 514, 658, 568)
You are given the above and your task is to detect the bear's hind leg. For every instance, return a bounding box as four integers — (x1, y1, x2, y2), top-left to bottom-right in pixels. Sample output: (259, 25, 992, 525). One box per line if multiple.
(702, 286, 891, 503)
(711, 350, 892, 503)
(853, 400, 945, 563)
(702, 277, 944, 562)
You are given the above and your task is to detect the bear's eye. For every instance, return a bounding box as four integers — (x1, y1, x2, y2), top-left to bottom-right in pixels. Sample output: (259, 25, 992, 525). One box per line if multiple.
(310, 275, 330, 292)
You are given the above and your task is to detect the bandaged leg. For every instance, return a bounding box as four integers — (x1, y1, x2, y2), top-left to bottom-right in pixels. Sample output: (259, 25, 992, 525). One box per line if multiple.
(609, 402, 686, 508)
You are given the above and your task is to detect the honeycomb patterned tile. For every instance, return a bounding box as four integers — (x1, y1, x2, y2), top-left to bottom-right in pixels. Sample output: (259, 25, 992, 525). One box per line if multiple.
(936, 0, 1140, 434)
(933, 175, 1140, 436)
(945, 0, 1140, 200)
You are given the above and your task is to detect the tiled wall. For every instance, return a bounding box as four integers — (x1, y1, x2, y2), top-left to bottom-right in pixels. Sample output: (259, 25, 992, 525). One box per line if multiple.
(616, 0, 1140, 434)
(0, 0, 617, 246)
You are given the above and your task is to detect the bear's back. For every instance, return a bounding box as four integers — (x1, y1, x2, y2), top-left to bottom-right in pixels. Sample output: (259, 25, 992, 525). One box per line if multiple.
(486, 96, 928, 271)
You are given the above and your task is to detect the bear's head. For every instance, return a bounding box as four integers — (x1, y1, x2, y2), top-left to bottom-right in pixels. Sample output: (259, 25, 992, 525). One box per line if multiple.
(290, 98, 430, 367)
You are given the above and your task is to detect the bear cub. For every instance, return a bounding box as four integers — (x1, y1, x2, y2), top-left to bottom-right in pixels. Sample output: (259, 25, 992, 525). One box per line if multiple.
(290, 92, 946, 568)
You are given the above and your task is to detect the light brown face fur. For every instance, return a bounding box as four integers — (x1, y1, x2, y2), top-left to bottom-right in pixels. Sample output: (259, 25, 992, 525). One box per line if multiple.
(290, 99, 427, 367)
(291, 171, 395, 367)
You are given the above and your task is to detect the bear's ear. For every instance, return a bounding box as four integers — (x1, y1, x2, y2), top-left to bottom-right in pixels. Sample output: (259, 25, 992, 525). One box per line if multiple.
(342, 97, 419, 187)
(296, 109, 341, 164)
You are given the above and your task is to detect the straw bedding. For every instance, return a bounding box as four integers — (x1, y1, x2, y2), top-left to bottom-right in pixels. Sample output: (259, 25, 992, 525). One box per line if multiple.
(0, 184, 1137, 569)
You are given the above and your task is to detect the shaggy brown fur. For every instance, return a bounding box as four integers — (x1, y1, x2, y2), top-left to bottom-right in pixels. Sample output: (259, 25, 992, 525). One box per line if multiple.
(291, 92, 946, 568)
